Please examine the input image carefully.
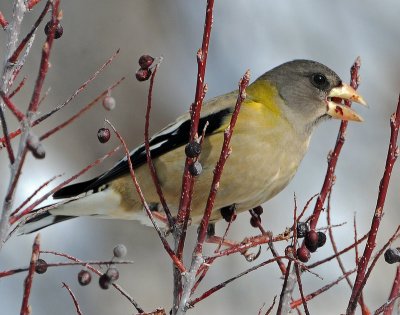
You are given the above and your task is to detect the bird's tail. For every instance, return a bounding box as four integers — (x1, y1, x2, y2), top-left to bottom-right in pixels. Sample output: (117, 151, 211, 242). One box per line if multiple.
(19, 187, 123, 234)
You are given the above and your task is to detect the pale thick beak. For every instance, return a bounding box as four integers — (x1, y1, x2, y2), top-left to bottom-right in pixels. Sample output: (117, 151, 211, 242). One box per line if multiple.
(326, 83, 367, 122)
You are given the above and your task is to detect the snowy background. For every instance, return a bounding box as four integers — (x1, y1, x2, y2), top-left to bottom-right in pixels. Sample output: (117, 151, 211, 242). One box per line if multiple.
(1, 1, 400, 314)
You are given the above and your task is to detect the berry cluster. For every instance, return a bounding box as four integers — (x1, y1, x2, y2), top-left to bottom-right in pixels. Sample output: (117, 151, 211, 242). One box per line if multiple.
(135, 55, 155, 82)
(294, 222, 327, 263)
(185, 141, 203, 177)
(249, 206, 263, 228)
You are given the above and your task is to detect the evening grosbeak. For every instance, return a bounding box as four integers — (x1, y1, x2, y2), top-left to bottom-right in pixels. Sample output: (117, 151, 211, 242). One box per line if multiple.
(21, 60, 366, 233)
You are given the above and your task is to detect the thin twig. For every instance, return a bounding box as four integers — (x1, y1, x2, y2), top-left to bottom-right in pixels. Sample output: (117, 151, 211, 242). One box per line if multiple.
(0, 10, 8, 29)
(294, 264, 310, 315)
(383, 265, 400, 315)
(62, 282, 83, 315)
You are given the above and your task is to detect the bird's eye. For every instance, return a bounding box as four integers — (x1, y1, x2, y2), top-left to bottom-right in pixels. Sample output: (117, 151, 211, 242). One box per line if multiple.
(310, 73, 329, 90)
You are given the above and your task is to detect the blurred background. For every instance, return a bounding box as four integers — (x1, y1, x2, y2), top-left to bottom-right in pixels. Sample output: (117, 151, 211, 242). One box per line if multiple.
(0, 1, 399, 314)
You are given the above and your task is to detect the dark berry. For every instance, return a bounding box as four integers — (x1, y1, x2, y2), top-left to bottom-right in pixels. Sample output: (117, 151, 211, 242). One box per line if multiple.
(35, 259, 48, 274)
(189, 161, 202, 176)
(27, 133, 46, 159)
(113, 244, 127, 258)
(285, 245, 295, 257)
(99, 273, 111, 289)
(105, 267, 119, 282)
(305, 230, 319, 253)
(185, 141, 201, 158)
(253, 206, 263, 216)
(220, 205, 236, 222)
(384, 248, 400, 264)
(317, 232, 327, 248)
(102, 96, 116, 111)
(78, 270, 91, 286)
(135, 68, 152, 81)
(296, 247, 311, 263)
(44, 21, 63, 39)
(296, 222, 309, 238)
(97, 127, 111, 143)
(250, 215, 261, 228)
(138, 55, 154, 69)
(207, 223, 215, 237)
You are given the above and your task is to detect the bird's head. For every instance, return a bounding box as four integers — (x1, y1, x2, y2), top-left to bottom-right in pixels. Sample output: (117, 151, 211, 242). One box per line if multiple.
(259, 59, 367, 135)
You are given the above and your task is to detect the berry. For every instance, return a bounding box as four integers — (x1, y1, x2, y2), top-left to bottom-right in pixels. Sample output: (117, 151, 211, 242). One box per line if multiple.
(317, 232, 327, 248)
(305, 230, 319, 253)
(189, 161, 202, 176)
(296, 247, 311, 263)
(135, 68, 152, 81)
(78, 270, 91, 286)
(250, 215, 261, 228)
(35, 259, 48, 274)
(253, 206, 263, 216)
(384, 248, 400, 264)
(44, 21, 63, 39)
(138, 55, 154, 69)
(106, 267, 119, 282)
(27, 133, 46, 159)
(97, 128, 111, 143)
(296, 222, 309, 238)
(185, 141, 201, 158)
(113, 244, 127, 258)
(102, 96, 116, 111)
(99, 273, 111, 289)
(220, 205, 236, 222)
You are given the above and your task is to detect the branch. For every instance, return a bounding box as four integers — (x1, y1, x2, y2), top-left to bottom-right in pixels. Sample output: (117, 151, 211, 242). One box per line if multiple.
(0, 11, 8, 29)
(347, 97, 400, 314)
(383, 265, 400, 315)
(62, 282, 83, 315)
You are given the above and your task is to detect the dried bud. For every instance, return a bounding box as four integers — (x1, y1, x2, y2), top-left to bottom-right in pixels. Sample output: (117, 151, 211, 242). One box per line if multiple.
(78, 270, 92, 286)
(253, 206, 263, 216)
(305, 230, 319, 253)
(102, 96, 116, 111)
(220, 205, 236, 222)
(27, 133, 46, 159)
(135, 68, 152, 82)
(384, 248, 400, 264)
(35, 259, 48, 274)
(284, 245, 295, 258)
(250, 215, 261, 228)
(113, 244, 127, 258)
(105, 267, 119, 282)
(138, 55, 154, 69)
(185, 141, 201, 158)
(99, 273, 111, 290)
(317, 232, 327, 248)
(97, 127, 111, 143)
(189, 161, 202, 176)
(44, 21, 63, 39)
(296, 247, 311, 263)
(296, 222, 309, 238)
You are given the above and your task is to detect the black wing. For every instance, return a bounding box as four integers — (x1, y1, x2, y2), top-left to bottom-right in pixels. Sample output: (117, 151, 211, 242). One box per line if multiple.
(53, 108, 231, 199)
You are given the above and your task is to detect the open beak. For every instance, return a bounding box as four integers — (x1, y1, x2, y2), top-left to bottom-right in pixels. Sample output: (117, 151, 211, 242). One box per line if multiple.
(326, 83, 367, 122)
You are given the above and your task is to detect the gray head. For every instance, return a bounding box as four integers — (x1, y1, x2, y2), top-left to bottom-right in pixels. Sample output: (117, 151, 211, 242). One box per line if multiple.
(258, 60, 365, 135)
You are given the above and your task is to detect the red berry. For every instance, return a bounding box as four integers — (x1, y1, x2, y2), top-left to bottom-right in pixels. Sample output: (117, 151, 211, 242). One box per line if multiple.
(135, 68, 152, 81)
(305, 230, 319, 253)
(250, 216, 261, 228)
(317, 232, 327, 247)
(253, 206, 263, 216)
(44, 21, 63, 39)
(296, 247, 311, 263)
(97, 128, 110, 143)
(138, 55, 154, 69)
(78, 270, 91, 286)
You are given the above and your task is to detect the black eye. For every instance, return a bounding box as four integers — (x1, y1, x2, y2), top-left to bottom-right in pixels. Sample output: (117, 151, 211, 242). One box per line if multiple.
(310, 73, 329, 90)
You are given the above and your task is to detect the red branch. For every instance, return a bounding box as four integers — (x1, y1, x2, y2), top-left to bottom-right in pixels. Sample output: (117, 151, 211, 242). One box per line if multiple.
(105, 120, 186, 273)
(62, 283, 83, 315)
(194, 70, 250, 254)
(176, 0, 215, 257)
(144, 65, 173, 225)
(309, 57, 361, 230)
(383, 265, 400, 315)
(0, 10, 8, 29)
(347, 97, 400, 315)
(0, 91, 26, 121)
(39, 77, 125, 141)
(294, 264, 310, 315)
(20, 234, 40, 315)
(9, 76, 27, 98)
(8, 1, 51, 65)
(27, 0, 44, 10)
(10, 146, 121, 224)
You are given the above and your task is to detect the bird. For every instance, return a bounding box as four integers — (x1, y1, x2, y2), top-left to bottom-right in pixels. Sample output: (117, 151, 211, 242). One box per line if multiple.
(20, 60, 366, 234)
